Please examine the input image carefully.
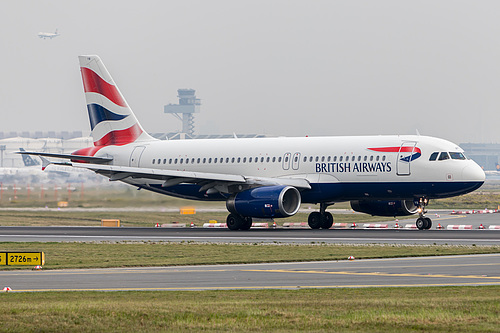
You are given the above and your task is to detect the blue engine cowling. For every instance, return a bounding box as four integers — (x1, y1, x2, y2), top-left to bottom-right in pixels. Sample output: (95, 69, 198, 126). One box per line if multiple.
(226, 185, 301, 218)
(350, 200, 419, 217)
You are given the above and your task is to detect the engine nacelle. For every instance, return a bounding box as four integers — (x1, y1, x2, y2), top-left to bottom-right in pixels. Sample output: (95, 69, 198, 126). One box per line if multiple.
(350, 200, 419, 217)
(226, 185, 301, 218)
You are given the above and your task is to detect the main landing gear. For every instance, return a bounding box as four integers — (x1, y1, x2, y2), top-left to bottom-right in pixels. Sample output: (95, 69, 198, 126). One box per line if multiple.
(415, 198, 432, 230)
(308, 203, 334, 229)
(226, 213, 253, 231)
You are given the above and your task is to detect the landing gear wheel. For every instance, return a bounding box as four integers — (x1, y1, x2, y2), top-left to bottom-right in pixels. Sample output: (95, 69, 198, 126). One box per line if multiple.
(240, 217, 253, 230)
(308, 212, 322, 229)
(226, 213, 244, 230)
(424, 217, 432, 230)
(416, 217, 426, 230)
(321, 212, 334, 229)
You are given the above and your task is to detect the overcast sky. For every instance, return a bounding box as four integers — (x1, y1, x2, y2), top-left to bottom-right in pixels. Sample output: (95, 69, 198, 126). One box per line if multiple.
(1, 1, 500, 143)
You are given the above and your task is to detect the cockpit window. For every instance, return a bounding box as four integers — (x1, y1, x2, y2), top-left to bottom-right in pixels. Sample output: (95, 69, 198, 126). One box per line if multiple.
(429, 152, 439, 161)
(438, 152, 450, 161)
(450, 152, 466, 160)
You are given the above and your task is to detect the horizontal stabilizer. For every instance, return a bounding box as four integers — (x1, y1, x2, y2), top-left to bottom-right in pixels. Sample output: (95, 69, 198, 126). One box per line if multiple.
(16, 151, 113, 164)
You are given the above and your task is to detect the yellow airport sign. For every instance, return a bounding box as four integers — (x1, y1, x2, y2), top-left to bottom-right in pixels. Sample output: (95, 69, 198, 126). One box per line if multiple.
(0, 252, 45, 266)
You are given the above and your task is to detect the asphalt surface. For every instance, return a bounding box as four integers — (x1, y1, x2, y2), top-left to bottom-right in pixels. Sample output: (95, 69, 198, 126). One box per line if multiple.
(1, 254, 498, 292)
(0, 225, 499, 245)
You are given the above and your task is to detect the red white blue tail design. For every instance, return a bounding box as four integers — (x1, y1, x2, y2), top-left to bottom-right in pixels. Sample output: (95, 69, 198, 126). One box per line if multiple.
(79, 55, 154, 147)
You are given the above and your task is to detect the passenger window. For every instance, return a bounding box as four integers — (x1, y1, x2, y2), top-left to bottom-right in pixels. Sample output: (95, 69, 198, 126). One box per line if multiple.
(180, 158, 183, 164)
(376, 156, 379, 161)
(278, 157, 282, 162)
(203, 158, 206, 163)
(169, 159, 172, 164)
(152, 159, 155, 164)
(450, 152, 466, 160)
(197, 158, 200, 164)
(429, 152, 439, 161)
(315, 156, 319, 162)
(226, 158, 230, 163)
(231, 157, 235, 163)
(272, 157, 276, 162)
(174, 158, 178, 164)
(321, 156, 325, 162)
(208, 158, 212, 164)
(309, 156, 313, 162)
(261, 157, 264, 162)
(382, 156, 385, 161)
(358, 156, 361, 162)
(186, 158, 189, 164)
(339, 156, 343, 162)
(163, 159, 166, 164)
(267, 157, 270, 163)
(438, 152, 450, 161)
(370, 156, 373, 161)
(345, 156, 349, 162)
(303, 156, 307, 162)
(243, 157, 246, 163)
(327, 156, 331, 162)
(192, 158, 195, 164)
(249, 157, 252, 163)
(364, 156, 367, 161)
(334, 156, 337, 162)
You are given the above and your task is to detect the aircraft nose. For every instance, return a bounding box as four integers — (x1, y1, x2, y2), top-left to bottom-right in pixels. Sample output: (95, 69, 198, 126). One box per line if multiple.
(462, 163, 485, 182)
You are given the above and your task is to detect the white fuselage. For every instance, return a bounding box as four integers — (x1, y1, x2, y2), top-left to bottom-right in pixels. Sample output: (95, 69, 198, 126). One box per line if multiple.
(90, 134, 485, 203)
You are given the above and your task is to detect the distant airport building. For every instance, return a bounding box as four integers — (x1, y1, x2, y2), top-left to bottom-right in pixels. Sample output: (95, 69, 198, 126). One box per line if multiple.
(460, 143, 500, 171)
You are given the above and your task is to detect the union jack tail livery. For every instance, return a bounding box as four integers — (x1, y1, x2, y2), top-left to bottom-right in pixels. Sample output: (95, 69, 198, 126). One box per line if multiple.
(78, 55, 155, 148)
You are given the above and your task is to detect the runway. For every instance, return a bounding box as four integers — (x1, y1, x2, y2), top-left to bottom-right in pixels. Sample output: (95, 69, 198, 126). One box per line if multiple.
(1, 226, 499, 245)
(1, 254, 499, 292)
(1, 209, 499, 245)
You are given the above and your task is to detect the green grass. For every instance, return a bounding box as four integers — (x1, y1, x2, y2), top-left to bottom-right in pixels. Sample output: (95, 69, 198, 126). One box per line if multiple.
(0, 209, 405, 227)
(0, 287, 498, 332)
(0, 242, 498, 270)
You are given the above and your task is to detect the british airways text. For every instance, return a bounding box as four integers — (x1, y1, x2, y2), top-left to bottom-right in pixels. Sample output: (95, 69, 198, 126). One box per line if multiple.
(315, 162, 392, 173)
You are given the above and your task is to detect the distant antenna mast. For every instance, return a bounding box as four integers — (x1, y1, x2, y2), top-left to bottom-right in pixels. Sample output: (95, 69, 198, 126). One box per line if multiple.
(164, 89, 201, 138)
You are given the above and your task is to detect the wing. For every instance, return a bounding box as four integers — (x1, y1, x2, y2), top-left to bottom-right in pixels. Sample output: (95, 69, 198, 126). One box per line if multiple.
(31, 154, 311, 193)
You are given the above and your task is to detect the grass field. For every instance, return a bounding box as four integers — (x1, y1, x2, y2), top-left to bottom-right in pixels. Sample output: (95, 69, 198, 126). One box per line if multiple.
(0, 287, 499, 332)
(0, 242, 498, 270)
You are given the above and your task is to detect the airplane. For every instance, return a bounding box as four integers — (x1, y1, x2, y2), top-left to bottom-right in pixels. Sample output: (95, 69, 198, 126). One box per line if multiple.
(19, 55, 485, 231)
(38, 29, 59, 39)
(19, 148, 40, 166)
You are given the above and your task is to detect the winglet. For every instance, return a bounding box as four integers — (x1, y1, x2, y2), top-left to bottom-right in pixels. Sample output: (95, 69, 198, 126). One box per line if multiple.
(40, 156, 51, 171)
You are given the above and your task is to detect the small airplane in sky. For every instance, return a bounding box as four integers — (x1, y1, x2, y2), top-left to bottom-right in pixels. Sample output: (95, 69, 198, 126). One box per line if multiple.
(38, 29, 59, 39)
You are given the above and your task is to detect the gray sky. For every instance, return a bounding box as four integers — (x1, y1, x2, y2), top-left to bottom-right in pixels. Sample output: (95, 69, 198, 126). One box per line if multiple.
(1, 1, 500, 143)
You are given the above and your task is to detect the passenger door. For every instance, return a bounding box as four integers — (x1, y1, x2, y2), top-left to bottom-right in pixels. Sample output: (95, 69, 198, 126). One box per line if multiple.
(397, 141, 417, 176)
(282, 152, 291, 170)
(129, 146, 146, 167)
(292, 152, 301, 170)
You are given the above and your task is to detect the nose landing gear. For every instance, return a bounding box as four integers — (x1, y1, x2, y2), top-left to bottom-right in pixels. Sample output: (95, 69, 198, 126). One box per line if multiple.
(415, 198, 432, 230)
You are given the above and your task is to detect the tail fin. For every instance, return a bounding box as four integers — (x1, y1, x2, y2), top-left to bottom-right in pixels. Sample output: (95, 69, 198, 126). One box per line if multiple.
(19, 148, 40, 166)
(78, 55, 155, 147)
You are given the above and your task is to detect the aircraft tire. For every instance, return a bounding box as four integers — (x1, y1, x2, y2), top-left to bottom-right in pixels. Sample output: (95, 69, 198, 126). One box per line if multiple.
(227, 213, 244, 230)
(321, 212, 334, 229)
(416, 217, 426, 230)
(240, 217, 253, 230)
(308, 212, 322, 229)
(424, 217, 432, 230)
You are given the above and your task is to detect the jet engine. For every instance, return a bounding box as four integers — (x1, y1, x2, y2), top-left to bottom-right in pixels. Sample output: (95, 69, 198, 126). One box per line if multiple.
(226, 185, 301, 218)
(350, 200, 419, 217)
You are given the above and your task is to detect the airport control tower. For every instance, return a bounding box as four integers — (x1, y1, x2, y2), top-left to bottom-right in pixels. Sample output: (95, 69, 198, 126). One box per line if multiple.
(164, 89, 201, 137)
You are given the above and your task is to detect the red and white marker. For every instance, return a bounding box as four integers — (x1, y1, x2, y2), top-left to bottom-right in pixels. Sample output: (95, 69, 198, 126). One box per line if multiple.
(348, 256, 355, 261)
(2, 287, 12, 292)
